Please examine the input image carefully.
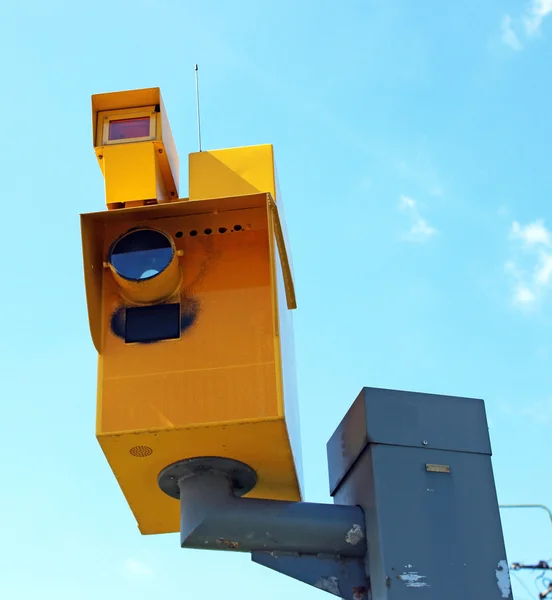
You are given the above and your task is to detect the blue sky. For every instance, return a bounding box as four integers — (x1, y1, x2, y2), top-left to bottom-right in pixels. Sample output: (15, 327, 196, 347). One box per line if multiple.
(1, 0, 552, 598)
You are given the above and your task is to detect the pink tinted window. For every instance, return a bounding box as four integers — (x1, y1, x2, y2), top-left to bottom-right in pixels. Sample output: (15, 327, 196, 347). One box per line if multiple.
(108, 116, 150, 141)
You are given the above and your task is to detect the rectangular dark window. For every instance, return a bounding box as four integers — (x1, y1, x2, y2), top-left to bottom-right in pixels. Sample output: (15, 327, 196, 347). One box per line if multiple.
(109, 116, 150, 141)
(125, 303, 180, 344)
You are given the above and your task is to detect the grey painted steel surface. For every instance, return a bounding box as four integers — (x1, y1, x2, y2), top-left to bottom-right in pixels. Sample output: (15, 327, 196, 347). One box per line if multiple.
(252, 552, 369, 600)
(158, 456, 257, 499)
(175, 469, 366, 557)
(327, 387, 512, 600)
(327, 387, 491, 495)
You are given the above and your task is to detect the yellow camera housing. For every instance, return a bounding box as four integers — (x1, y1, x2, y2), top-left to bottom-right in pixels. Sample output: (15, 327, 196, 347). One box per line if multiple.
(82, 88, 303, 535)
(92, 87, 180, 209)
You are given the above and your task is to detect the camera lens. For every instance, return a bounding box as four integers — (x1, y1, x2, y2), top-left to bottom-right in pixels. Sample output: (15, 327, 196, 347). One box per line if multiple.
(109, 228, 174, 281)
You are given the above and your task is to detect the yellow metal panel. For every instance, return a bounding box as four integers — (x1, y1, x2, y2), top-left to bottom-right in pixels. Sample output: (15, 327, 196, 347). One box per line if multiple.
(189, 144, 276, 201)
(102, 143, 158, 207)
(274, 168, 295, 283)
(98, 207, 277, 432)
(101, 362, 277, 432)
(158, 94, 180, 196)
(269, 207, 304, 497)
(268, 197, 296, 309)
(188, 144, 296, 308)
(99, 418, 300, 534)
(99, 210, 278, 434)
(80, 215, 104, 353)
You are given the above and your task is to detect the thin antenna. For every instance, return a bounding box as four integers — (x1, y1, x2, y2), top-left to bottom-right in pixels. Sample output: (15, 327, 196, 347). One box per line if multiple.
(194, 64, 202, 152)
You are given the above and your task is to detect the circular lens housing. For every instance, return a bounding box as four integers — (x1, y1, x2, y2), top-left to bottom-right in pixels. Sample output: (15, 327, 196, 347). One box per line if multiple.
(109, 228, 174, 281)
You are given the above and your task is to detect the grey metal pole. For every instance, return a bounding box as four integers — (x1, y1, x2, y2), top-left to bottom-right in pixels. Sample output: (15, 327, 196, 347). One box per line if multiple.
(327, 387, 513, 600)
(176, 469, 366, 556)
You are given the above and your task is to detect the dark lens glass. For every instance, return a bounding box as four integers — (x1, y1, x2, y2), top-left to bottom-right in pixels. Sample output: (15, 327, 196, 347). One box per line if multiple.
(110, 229, 173, 281)
(109, 117, 150, 140)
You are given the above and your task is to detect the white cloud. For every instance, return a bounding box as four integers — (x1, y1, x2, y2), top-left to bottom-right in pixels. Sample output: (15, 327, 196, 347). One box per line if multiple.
(411, 217, 436, 238)
(514, 285, 536, 305)
(399, 195, 415, 210)
(511, 219, 551, 245)
(535, 252, 552, 285)
(501, 0, 552, 49)
(124, 559, 153, 577)
(505, 219, 552, 309)
(398, 195, 437, 242)
(524, 0, 552, 34)
(501, 15, 523, 50)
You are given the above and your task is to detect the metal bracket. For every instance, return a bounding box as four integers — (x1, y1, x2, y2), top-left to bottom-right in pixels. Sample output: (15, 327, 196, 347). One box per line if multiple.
(158, 456, 257, 499)
(158, 456, 368, 598)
